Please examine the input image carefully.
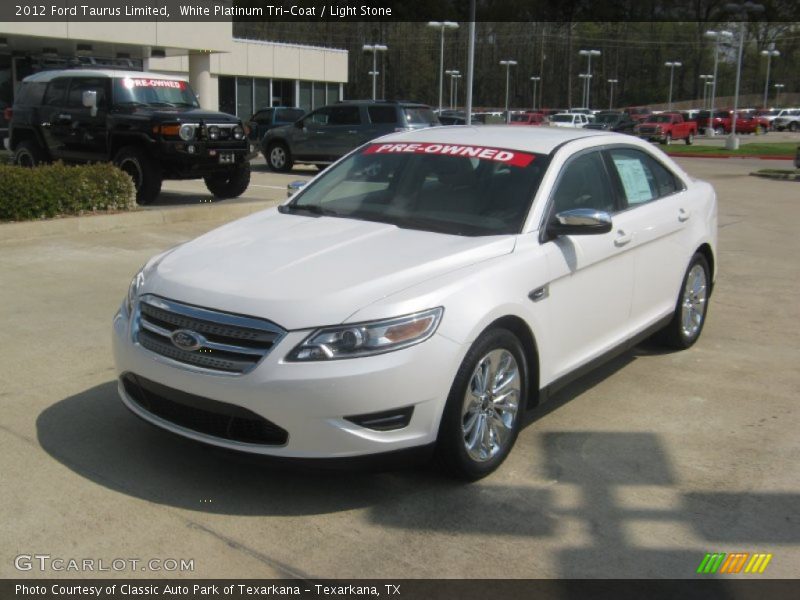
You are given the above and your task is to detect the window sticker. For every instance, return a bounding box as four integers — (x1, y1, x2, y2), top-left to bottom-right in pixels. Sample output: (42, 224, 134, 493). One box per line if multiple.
(612, 156, 653, 204)
(364, 143, 536, 168)
(122, 78, 185, 90)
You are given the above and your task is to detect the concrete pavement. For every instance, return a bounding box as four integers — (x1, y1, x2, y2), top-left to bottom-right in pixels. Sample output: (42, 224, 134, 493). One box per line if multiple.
(1, 156, 798, 579)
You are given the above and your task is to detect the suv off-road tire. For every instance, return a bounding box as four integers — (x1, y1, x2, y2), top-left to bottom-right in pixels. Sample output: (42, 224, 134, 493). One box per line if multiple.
(204, 163, 251, 199)
(114, 146, 162, 205)
(13, 139, 47, 167)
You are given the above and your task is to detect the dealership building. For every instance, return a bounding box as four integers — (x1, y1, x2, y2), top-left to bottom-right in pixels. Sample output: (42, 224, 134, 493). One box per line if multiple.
(0, 21, 348, 117)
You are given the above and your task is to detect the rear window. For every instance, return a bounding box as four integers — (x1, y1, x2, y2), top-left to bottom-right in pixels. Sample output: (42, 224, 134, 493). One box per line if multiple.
(14, 81, 47, 106)
(284, 142, 548, 236)
(275, 108, 305, 123)
(402, 107, 437, 125)
(368, 105, 398, 124)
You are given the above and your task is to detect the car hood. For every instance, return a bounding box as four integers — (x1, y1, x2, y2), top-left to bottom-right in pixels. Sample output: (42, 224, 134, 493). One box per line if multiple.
(145, 209, 516, 330)
(133, 107, 240, 123)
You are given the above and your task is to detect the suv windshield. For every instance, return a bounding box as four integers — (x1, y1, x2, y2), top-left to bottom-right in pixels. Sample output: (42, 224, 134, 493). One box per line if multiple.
(596, 113, 621, 124)
(281, 142, 547, 236)
(113, 77, 199, 108)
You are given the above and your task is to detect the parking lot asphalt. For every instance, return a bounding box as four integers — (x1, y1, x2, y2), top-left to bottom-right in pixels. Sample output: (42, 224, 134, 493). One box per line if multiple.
(0, 155, 798, 579)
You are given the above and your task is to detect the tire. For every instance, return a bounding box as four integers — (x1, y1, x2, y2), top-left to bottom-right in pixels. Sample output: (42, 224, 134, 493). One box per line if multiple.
(266, 142, 293, 172)
(715, 126, 725, 136)
(653, 253, 711, 350)
(662, 133, 672, 145)
(436, 328, 527, 480)
(204, 163, 251, 199)
(685, 132, 694, 146)
(114, 146, 161, 205)
(13, 139, 47, 167)
(790, 122, 798, 132)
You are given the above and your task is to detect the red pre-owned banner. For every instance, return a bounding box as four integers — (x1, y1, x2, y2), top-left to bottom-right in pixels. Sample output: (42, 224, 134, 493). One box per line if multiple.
(364, 142, 536, 167)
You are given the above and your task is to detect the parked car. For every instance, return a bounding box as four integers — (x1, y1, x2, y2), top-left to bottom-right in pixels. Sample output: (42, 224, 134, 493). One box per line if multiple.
(549, 113, 590, 128)
(636, 112, 698, 145)
(262, 100, 439, 171)
(626, 106, 653, 122)
(114, 126, 717, 479)
(696, 110, 732, 135)
(8, 69, 255, 204)
(773, 109, 800, 132)
(584, 111, 636, 134)
(509, 112, 547, 126)
(757, 107, 798, 127)
(247, 107, 306, 144)
(726, 112, 770, 134)
(438, 111, 468, 125)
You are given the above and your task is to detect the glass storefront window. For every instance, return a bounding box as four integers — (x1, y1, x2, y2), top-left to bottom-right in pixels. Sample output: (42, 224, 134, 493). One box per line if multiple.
(236, 77, 253, 118)
(254, 78, 270, 111)
(313, 82, 326, 110)
(218, 76, 236, 116)
(326, 83, 339, 105)
(299, 81, 312, 112)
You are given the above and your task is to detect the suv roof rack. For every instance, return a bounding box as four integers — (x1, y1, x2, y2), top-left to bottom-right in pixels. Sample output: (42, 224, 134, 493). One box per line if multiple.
(34, 55, 144, 72)
(336, 99, 428, 106)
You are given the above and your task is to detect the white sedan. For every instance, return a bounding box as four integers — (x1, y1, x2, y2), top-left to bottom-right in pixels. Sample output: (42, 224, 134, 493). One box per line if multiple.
(113, 126, 717, 480)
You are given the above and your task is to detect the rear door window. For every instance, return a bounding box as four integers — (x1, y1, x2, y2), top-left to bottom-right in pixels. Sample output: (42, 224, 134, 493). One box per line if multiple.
(66, 77, 108, 109)
(43, 78, 70, 106)
(367, 105, 397, 124)
(402, 107, 437, 125)
(607, 147, 683, 207)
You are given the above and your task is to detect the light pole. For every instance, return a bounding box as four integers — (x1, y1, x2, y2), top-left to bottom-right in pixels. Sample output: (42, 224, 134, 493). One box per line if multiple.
(362, 44, 387, 100)
(499, 59, 517, 122)
(427, 21, 459, 112)
(607, 78, 618, 109)
(699, 74, 713, 109)
(774, 83, 784, 106)
(530, 76, 541, 111)
(445, 69, 460, 109)
(452, 73, 462, 109)
(578, 49, 601, 109)
(705, 80, 715, 109)
(704, 29, 733, 135)
(761, 46, 780, 109)
(578, 73, 592, 108)
(664, 61, 682, 110)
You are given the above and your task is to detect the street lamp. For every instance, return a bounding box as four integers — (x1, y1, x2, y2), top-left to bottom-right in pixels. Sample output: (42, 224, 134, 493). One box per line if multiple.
(452, 73, 462, 109)
(705, 80, 715, 109)
(362, 44, 388, 100)
(664, 61, 682, 110)
(704, 29, 733, 136)
(530, 76, 541, 111)
(427, 21, 459, 112)
(499, 59, 517, 122)
(445, 69, 460, 109)
(761, 46, 780, 109)
(774, 83, 784, 106)
(578, 73, 592, 109)
(607, 78, 618, 109)
(578, 49, 601, 108)
(699, 74, 713, 109)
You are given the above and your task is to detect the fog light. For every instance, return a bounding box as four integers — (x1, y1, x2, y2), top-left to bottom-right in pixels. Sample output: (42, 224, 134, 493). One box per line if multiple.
(187, 145, 195, 154)
(207, 125, 220, 140)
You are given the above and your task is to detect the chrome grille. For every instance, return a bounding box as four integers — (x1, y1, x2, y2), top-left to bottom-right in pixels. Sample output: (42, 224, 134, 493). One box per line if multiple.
(134, 295, 285, 374)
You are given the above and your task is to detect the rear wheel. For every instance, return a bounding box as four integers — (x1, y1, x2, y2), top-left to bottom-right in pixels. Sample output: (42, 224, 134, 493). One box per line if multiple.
(266, 142, 293, 172)
(13, 139, 47, 167)
(204, 163, 251, 199)
(114, 146, 161, 205)
(662, 133, 672, 145)
(685, 132, 694, 145)
(790, 122, 798, 132)
(436, 329, 526, 480)
(715, 126, 725, 136)
(654, 253, 711, 349)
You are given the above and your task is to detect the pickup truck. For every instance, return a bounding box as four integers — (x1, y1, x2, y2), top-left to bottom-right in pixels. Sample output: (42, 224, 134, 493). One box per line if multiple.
(636, 112, 698, 145)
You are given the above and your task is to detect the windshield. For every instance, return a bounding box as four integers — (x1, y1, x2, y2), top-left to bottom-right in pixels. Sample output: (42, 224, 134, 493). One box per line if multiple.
(282, 142, 547, 236)
(647, 115, 674, 123)
(596, 113, 620, 124)
(275, 108, 305, 123)
(551, 114, 573, 122)
(113, 77, 199, 108)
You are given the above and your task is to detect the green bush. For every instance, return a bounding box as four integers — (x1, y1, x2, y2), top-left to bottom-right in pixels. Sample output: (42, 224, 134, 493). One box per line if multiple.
(0, 162, 136, 222)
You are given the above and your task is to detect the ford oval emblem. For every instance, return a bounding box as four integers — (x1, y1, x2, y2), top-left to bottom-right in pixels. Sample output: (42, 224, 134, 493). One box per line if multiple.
(170, 329, 204, 352)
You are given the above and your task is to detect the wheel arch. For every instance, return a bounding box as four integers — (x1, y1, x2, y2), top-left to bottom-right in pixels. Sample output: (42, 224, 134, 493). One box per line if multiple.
(481, 315, 541, 410)
(695, 242, 715, 296)
(10, 127, 50, 159)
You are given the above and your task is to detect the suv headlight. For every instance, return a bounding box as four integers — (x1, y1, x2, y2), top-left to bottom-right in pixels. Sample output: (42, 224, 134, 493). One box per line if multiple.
(125, 267, 146, 315)
(287, 308, 443, 361)
(233, 125, 245, 140)
(179, 123, 196, 141)
(207, 125, 220, 140)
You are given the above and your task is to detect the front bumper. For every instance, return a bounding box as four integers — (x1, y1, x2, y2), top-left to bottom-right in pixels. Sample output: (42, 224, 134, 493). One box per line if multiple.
(112, 307, 463, 459)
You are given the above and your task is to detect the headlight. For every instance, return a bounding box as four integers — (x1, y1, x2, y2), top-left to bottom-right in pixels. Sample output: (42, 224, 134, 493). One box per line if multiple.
(287, 307, 443, 361)
(125, 267, 145, 315)
(207, 125, 220, 140)
(233, 125, 245, 140)
(179, 124, 196, 141)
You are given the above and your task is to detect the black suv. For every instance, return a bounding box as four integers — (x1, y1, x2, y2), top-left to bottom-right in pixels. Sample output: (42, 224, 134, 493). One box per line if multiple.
(262, 100, 438, 172)
(9, 69, 255, 204)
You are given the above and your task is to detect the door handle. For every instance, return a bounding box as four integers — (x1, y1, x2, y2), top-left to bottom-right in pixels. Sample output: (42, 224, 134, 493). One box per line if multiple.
(614, 230, 633, 247)
(57, 113, 71, 120)
(347, 130, 358, 134)
(678, 208, 691, 222)
(41, 122, 51, 128)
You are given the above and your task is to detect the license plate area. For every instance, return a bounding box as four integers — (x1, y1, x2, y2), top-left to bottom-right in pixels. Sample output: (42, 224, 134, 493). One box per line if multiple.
(218, 152, 235, 164)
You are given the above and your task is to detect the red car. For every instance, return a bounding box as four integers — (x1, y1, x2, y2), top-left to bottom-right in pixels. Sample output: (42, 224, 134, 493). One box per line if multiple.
(726, 112, 770, 134)
(626, 106, 653, 122)
(697, 110, 732, 135)
(509, 112, 546, 126)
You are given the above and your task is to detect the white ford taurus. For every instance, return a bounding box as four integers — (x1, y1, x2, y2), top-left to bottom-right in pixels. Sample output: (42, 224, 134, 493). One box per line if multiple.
(113, 126, 717, 479)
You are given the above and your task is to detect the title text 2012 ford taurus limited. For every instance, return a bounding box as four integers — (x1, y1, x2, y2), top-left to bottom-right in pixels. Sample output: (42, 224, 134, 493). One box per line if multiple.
(113, 126, 717, 480)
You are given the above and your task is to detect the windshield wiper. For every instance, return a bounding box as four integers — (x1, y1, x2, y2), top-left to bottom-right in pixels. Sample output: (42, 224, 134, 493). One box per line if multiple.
(278, 204, 340, 218)
(149, 101, 177, 107)
(116, 101, 149, 107)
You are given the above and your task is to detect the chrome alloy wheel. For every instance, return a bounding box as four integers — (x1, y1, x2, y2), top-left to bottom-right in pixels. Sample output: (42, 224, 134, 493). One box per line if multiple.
(270, 146, 287, 169)
(681, 264, 707, 338)
(461, 349, 521, 462)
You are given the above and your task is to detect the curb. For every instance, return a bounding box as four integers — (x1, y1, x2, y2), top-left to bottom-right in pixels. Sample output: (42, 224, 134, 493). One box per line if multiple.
(0, 199, 278, 242)
(667, 153, 794, 160)
(749, 171, 800, 182)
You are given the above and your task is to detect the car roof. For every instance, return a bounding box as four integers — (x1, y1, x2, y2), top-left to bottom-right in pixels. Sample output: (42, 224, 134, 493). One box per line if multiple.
(22, 69, 189, 83)
(375, 125, 612, 155)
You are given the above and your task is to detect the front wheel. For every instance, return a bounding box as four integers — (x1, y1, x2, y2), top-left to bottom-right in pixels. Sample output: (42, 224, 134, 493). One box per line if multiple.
(685, 132, 694, 146)
(662, 133, 672, 145)
(204, 163, 251, 199)
(436, 329, 527, 480)
(654, 253, 711, 349)
(789, 122, 798, 132)
(266, 142, 293, 172)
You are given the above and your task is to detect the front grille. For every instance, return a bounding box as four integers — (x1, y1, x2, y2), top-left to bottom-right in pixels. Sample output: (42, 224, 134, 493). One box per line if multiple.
(134, 295, 285, 374)
(122, 373, 288, 445)
(639, 127, 659, 135)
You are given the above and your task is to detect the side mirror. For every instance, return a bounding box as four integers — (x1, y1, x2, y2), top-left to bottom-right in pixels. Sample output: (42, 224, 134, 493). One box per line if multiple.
(547, 208, 613, 237)
(82, 90, 98, 117)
